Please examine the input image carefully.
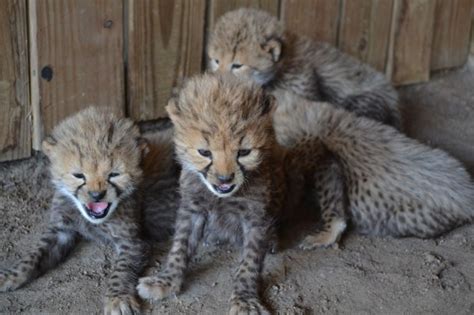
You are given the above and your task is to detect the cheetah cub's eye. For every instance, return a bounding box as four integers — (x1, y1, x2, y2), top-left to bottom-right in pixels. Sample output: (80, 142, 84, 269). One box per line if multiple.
(238, 149, 251, 157)
(214, 59, 219, 65)
(73, 173, 85, 179)
(108, 172, 120, 178)
(198, 149, 212, 158)
(231, 63, 243, 70)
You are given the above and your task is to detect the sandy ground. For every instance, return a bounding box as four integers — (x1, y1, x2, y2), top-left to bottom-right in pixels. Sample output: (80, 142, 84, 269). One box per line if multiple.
(1, 60, 474, 314)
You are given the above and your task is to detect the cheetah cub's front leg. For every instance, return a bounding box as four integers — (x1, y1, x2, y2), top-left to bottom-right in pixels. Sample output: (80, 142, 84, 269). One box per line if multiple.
(229, 221, 271, 315)
(300, 160, 347, 250)
(103, 220, 149, 315)
(137, 208, 204, 300)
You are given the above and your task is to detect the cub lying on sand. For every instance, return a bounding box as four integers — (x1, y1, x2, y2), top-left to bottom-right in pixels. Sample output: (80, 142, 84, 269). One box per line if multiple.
(0, 108, 179, 314)
(273, 91, 474, 248)
(208, 7, 402, 249)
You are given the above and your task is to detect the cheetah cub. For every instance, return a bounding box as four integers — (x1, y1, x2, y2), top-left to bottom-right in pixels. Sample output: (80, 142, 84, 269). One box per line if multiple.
(208, 7, 401, 249)
(137, 74, 284, 314)
(0, 107, 179, 314)
(274, 91, 474, 247)
(208, 8, 400, 128)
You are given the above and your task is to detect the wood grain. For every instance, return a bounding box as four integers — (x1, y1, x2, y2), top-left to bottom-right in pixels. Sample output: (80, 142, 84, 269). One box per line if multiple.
(127, 0, 206, 120)
(431, 0, 473, 70)
(208, 0, 280, 29)
(471, 10, 474, 55)
(281, 0, 341, 45)
(33, 0, 124, 136)
(0, 0, 31, 162)
(390, 0, 436, 85)
(338, 0, 394, 72)
(29, 0, 41, 150)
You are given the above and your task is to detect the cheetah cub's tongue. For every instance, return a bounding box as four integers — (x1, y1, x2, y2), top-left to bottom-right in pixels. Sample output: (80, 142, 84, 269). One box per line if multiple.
(87, 202, 109, 214)
(218, 183, 232, 191)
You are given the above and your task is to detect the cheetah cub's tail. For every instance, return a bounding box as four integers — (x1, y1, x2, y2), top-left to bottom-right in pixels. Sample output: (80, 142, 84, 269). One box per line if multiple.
(275, 93, 474, 238)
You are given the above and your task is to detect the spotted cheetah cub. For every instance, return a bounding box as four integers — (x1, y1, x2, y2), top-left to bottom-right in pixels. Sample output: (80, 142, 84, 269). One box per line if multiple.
(0, 107, 179, 314)
(208, 8, 400, 128)
(274, 91, 474, 247)
(208, 7, 401, 249)
(137, 74, 284, 314)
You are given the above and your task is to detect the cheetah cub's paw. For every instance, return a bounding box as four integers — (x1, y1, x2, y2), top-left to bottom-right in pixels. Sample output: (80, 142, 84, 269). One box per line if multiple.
(229, 296, 270, 315)
(0, 269, 26, 292)
(299, 219, 347, 250)
(104, 294, 141, 315)
(137, 274, 181, 300)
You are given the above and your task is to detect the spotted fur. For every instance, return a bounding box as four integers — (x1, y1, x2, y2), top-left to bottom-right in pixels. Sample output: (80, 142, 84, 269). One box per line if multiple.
(207, 8, 400, 128)
(137, 74, 284, 314)
(138, 75, 474, 312)
(207, 8, 402, 249)
(0, 108, 179, 314)
(274, 91, 474, 248)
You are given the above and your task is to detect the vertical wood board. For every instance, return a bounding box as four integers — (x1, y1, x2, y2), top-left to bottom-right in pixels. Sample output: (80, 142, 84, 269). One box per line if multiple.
(390, 0, 436, 85)
(34, 0, 124, 136)
(208, 0, 280, 29)
(0, 0, 31, 162)
(471, 10, 474, 55)
(127, 0, 206, 120)
(338, 0, 394, 72)
(471, 9, 474, 55)
(281, 0, 341, 45)
(431, 0, 473, 70)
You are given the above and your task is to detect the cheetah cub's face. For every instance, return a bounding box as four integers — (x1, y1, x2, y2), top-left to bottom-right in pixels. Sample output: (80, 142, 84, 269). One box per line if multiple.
(42, 107, 148, 224)
(207, 8, 284, 85)
(167, 74, 275, 197)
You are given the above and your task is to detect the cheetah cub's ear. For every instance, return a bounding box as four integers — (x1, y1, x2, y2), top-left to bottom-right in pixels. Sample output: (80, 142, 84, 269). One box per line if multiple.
(262, 38, 282, 62)
(260, 92, 277, 117)
(165, 97, 181, 121)
(137, 137, 150, 157)
(41, 135, 57, 158)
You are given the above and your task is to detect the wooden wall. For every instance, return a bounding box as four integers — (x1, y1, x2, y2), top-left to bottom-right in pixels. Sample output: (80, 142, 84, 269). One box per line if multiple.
(0, 0, 473, 161)
(0, 1, 31, 161)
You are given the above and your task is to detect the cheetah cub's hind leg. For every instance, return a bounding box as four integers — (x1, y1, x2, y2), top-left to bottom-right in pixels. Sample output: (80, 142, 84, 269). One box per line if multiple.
(0, 226, 77, 292)
(300, 160, 347, 250)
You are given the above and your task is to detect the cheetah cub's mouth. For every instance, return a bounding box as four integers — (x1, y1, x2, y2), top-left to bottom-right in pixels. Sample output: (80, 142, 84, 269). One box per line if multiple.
(85, 202, 111, 219)
(213, 183, 236, 195)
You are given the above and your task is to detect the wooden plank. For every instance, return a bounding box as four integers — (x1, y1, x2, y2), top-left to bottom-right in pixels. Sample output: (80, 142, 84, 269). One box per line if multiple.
(29, 0, 41, 150)
(281, 0, 341, 45)
(472, 9, 474, 55)
(390, 0, 436, 85)
(338, 0, 394, 72)
(0, 0, 31, 162)
(33, 0, 124, 136)
(127, 0, 206, 120)
(431, 0, 473, 70)
(471, 9, 474, 55)
(208, 0, 280, 29)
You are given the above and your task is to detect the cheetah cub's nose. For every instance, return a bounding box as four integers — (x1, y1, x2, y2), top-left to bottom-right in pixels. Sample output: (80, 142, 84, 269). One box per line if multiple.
(88, 190, 106, 201)
(217, 173, 235, 184)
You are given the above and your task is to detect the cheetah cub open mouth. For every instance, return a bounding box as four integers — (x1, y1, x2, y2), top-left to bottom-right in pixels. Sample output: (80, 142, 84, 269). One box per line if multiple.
(213, 183, 235, 194)
(84, 202, 111, 219)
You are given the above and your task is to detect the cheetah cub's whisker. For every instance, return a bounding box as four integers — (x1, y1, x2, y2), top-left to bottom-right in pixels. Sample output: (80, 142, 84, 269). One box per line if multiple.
(0, 107, 180, 315)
